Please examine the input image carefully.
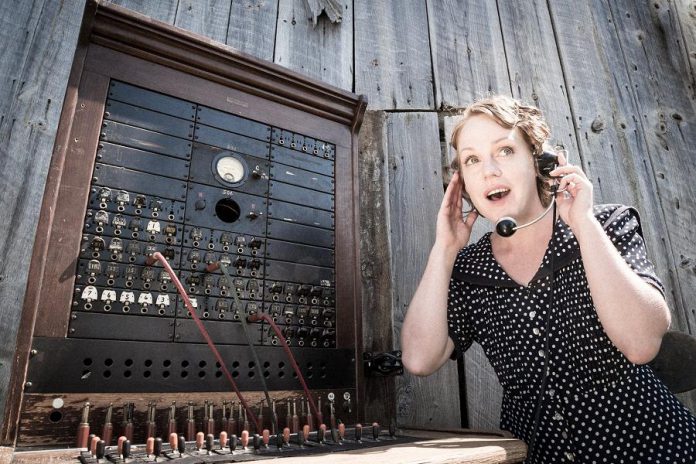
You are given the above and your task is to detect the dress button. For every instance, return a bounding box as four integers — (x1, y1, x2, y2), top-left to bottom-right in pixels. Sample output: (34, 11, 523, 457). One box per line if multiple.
(562, 431, 568, 439)
(565, 451, 575, 461)
(553, 412, 563, 421)
(547, 388, 555, 397)
(533, 327, 541, 335)
(538, 349, 545, 357)
(529, 311, 536, 319)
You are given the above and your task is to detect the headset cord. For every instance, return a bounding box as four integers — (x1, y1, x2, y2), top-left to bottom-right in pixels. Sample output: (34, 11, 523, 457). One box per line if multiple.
(527, 187, 558, 460)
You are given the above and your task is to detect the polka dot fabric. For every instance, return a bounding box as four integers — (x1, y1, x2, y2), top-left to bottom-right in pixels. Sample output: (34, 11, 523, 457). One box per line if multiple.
(447, 204, 696, 463)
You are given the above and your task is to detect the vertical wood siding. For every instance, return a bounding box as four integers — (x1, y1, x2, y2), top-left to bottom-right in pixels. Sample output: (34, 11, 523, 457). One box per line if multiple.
(1, 0, 694, 434)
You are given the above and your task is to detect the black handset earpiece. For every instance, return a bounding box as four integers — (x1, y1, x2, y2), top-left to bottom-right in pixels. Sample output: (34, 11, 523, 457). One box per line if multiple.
(536, 150, 559, 178)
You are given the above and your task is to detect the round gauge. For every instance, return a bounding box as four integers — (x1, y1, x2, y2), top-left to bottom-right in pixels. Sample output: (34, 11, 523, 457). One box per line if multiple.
(214, 155, 246, 185)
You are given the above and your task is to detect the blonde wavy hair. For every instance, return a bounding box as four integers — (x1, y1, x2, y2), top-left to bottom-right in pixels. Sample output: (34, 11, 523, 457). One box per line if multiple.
(450, 95, 554, 207)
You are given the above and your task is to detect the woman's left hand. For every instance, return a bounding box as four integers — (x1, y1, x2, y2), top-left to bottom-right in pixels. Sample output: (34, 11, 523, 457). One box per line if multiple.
(549, 151, 594, 230)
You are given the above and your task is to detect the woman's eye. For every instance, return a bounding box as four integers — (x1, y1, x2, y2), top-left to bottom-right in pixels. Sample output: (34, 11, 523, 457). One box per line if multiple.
(499, 147, 513, 156)
(463, 156, 479, 166)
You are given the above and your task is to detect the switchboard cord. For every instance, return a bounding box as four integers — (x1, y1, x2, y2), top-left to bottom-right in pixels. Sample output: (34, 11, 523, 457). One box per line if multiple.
(210, 262, 322, 428)
(147, 252, 262, 432)
(216, 262, 279, 434)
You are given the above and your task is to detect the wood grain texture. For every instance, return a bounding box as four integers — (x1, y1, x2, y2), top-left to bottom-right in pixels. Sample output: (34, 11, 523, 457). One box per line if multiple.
(545, 0, 680, 327)
(275, 0, 353, 91)
(387, 112, 460, 429)
(496, 0, 578, 157)
(672, 0, 696, 95)
(226, 0, 278, 61)
(359, 111, 396, 427)
(603, 0, 696, 411)
(426, 0, 510, 109)
(0, 0, 85, 436)
(105, 0, 179, 23)
(354, 1, 434, 110)
(174, 0, 231, 43)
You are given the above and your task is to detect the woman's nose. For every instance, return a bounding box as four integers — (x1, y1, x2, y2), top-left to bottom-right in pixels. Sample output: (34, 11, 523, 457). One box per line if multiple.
(483, 158, 502, 177)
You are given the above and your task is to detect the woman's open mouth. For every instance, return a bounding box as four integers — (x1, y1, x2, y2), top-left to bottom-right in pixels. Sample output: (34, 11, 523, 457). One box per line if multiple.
(486, 188, 510, 201)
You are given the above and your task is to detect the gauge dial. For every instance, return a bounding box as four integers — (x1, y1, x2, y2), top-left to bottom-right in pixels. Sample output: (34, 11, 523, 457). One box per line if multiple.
(215, 156, 245, 184)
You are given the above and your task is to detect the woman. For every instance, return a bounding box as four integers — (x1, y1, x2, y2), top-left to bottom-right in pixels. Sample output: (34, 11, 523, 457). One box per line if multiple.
(401, 95, 696, 462)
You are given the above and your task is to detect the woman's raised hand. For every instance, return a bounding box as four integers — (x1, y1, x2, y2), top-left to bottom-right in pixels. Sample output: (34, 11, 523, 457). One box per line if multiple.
(435, 171, 478, 253)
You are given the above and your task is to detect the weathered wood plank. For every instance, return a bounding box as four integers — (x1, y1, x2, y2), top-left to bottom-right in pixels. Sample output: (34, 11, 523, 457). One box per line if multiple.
(426, 0, 510, 109)
(105, 0, 178, 24)
(354, 1, 434, 110)
(603, 0, 696, 411)
(359, 111, 396, 427)
(274, 0, 353, 91)
(545, 0, 681, 336)
(496, 0, 578, 157)
(667, 0, 696, 98)
(174, 0, 232, 43)
(0, 0, 85, 436)
(388, 112, 460, 428)
(226, 0, 278, 62)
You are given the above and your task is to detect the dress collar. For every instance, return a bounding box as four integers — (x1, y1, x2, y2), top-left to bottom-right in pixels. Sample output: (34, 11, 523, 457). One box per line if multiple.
(451, 217, 580, 288)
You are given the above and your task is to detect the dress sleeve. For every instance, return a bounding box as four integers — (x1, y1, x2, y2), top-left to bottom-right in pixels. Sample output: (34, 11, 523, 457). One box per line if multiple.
(447, 277, 475, 358)
(603, 206, 666, 298)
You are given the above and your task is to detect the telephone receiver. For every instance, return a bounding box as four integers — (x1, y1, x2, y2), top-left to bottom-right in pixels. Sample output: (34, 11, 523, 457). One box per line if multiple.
(496, 150, 560, 237)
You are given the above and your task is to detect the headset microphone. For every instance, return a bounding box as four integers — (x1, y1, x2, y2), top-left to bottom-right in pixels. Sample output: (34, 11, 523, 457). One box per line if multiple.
(494, 151, 559, 238)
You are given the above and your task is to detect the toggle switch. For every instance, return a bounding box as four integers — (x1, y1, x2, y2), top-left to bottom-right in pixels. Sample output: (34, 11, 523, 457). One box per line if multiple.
(97, 187, 112, 203)
(108, 237, 123, 254)
(156, 294, 170, 309)
(129, 217, 143, 232)
(190, 228, 204, 242)
(164, 223, 177, 237)
(119, 291, 135, 305)
(81, 286, 98, 303)
(112, 214, 127, 230)
(188, 249, 201, 264)
(150, 198, 163, 212)
(126, 242, 142, 256)
(105, 263, 120, 279)
(146, 220, 161, 235)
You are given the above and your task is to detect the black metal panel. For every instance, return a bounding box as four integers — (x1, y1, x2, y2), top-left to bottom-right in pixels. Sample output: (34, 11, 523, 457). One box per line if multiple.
(267, 219, 333, 248)
(181, 225, 266, 256)
(265, 260, 334, 285)
(194, 124, 270, 159)
(266, 239, 334, 268)
(101, 120, 192, 159)
(71, 288, 179, 317)
(95, 163, 188, 200)
(108, 80, 196, 120)
(76, 259, 179, 293)
(269, 181, 333, 212)
(271, 129, 335, 161)
(97, 142, 190, 180)
(270, 144, 334, 177)
(270, 162, 334, 194)
(175, 319, 263, 345)
(83, 209, 183, 246)
(268, 199, 334, 229)
(184, 183, 267, 233)
(175, 273, 265, 301)
(68, 312, 175, 341)
(196, 106, 271, 142)
(189, 143, 270, 196)
(79, 235, 181, 267)
(25, 338, 355, 392)
(105, 99, 194, 139)
(87, 187, 186, 223)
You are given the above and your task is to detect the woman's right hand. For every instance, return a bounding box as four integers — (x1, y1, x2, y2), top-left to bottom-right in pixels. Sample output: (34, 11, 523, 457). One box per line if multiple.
(435, 171, 478, 253)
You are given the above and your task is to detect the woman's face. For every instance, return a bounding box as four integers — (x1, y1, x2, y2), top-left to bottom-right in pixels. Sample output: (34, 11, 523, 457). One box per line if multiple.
(455, 114, 544, 224)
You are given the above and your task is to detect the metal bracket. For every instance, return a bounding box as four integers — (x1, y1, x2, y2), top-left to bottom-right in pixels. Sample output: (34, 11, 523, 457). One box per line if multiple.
(363, 350, 403, 376)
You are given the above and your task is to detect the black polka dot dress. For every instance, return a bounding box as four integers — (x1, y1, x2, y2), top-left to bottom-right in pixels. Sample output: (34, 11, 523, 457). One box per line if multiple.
(447, 204, 696, 463)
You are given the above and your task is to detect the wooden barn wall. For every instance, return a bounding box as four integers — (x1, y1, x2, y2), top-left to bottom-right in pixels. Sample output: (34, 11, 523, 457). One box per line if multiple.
(1, 0, 695, 435)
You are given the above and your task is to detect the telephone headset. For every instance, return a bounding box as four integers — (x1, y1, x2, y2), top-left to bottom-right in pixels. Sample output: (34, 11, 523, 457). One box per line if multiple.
(494, 150, 560, 237)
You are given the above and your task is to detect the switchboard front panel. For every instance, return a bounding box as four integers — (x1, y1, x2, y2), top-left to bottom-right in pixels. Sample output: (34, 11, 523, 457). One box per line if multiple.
(7, 4, 366, 450)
